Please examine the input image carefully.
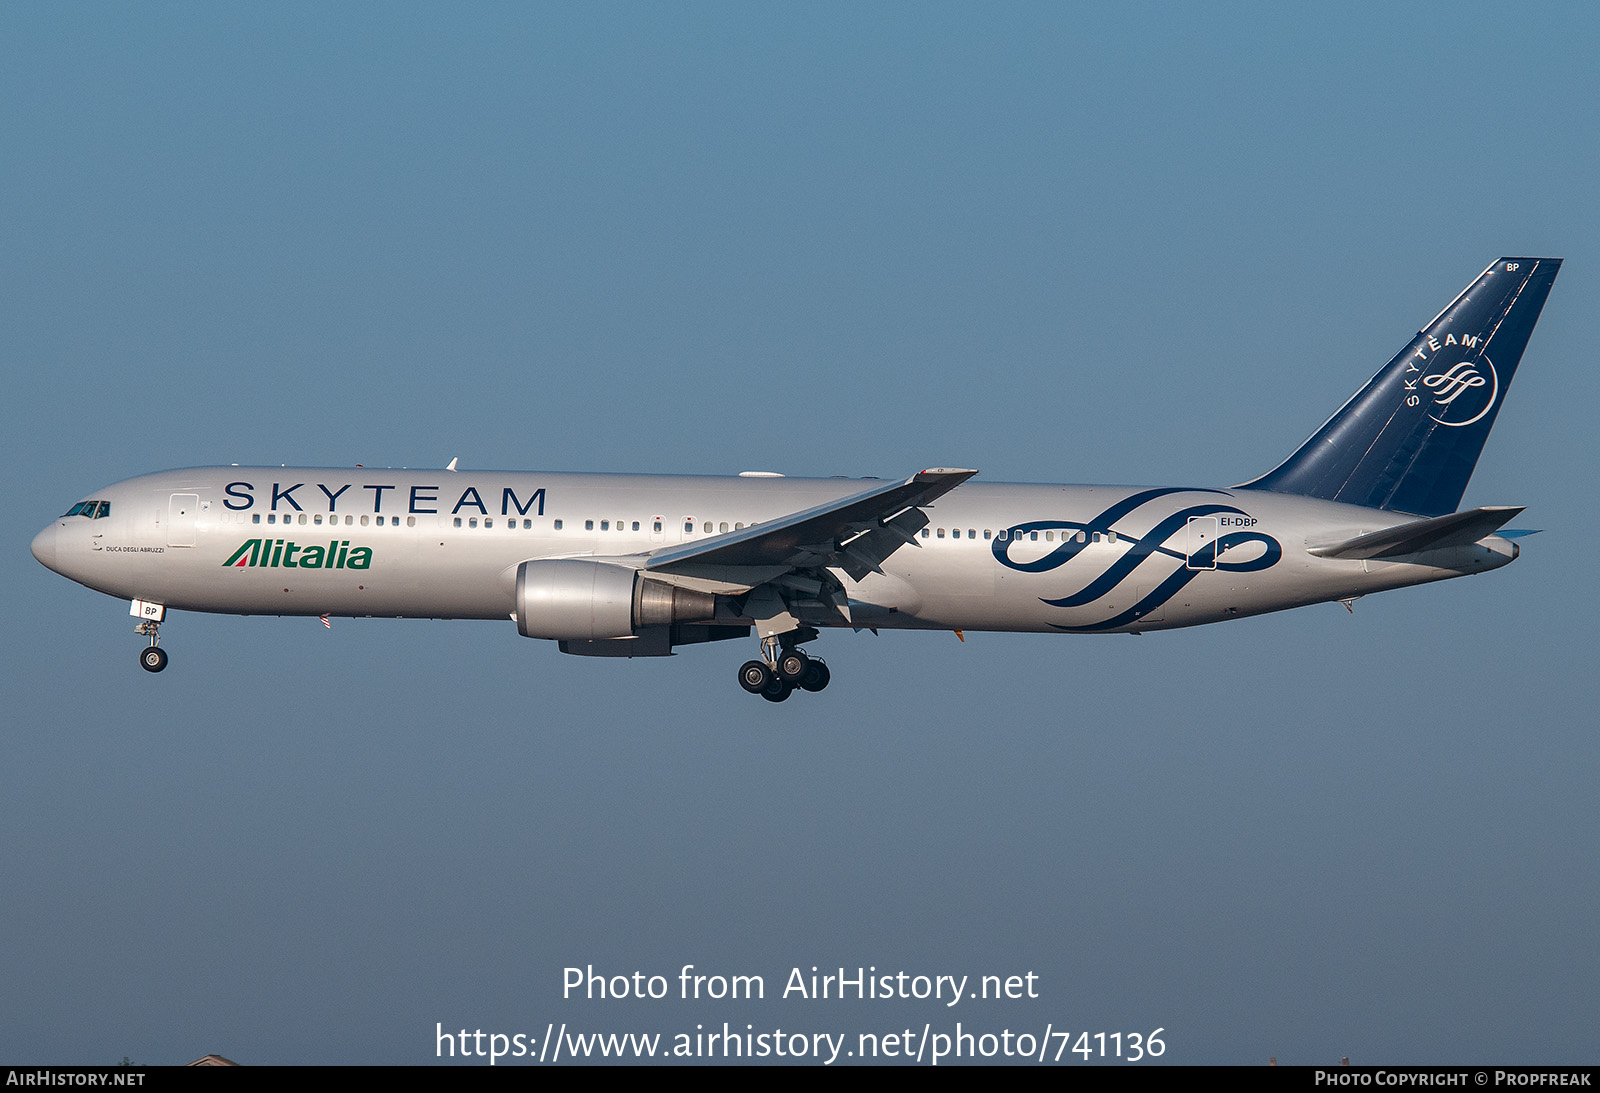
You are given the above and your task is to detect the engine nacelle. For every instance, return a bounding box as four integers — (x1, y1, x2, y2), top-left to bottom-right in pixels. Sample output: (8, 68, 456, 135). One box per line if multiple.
(514, 559, 717, 641)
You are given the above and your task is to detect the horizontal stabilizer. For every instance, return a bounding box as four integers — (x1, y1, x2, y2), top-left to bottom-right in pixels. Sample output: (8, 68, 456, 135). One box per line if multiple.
(1308, 506, 1524, 560)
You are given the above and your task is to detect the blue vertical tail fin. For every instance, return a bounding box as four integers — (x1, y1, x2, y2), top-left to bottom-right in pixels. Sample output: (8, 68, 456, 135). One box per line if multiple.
(1238, 257, 1560, 516)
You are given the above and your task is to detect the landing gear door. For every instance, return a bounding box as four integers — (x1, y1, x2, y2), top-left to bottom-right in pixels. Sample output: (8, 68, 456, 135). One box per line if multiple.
(168, 494, 199, 548)
(1186, 515, 1218, 570)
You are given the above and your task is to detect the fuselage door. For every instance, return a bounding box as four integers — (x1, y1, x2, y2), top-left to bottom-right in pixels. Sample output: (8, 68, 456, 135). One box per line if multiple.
(679, 516, 697, 543)
(168, 493, 199, 547)
(1185, 515, 1218, 570)
(650, 515, 665, 544)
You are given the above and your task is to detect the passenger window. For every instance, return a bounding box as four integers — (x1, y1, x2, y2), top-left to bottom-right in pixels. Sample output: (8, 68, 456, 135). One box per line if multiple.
(921, 529, 930, 538)
(554, 519, 563, 530)
(653, 520, 663, 533)
(601, 520, 609, 531)
(1029, 531, 1038, 541)
(1045, 531, 1053, 542)
(585, 520, 594, 531)
(360, 515, 369, 527)
(735, 522, 745, 530)
(983, 529, 991, 540)
(704, 522, 713, 534)
(524, 519, 532, 529)
(469, 518, 478, 528)
(632, 521, 640, 531)
(407, 516, 416, 527)
(268, 514, 277, 525)
(485, 518, 493, 528)
(1108, 531, 1117, 543)
(453, 517, 462, 528)
(252, 514, 261, 524)
(720, 522, 729, 533)
(314, 514, 323, 525)
(936, 528, 945, 539)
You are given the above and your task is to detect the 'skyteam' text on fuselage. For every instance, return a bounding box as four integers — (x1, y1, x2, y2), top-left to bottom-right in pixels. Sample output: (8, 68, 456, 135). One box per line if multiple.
(33, 258, 1560, 700)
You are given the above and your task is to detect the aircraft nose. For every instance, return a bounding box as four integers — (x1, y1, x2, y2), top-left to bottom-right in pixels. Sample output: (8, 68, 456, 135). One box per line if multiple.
(31, 523, 58, 571)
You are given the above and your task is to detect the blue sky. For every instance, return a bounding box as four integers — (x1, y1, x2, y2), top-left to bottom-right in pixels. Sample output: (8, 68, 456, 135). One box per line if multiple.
(4, 2, 1597, 1065)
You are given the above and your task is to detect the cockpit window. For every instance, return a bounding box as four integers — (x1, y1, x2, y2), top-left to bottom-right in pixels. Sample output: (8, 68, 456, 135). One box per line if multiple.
(95, 501, 110, 519)
(61, 500, 110, 518)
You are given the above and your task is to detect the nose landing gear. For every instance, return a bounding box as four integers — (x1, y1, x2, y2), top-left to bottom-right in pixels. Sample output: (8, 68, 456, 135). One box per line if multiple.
(136, 620, 168, 673)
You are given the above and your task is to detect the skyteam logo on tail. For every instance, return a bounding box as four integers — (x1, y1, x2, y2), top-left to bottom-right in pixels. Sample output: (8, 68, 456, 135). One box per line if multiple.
(1423, 356, 1498, 427)
(1405, 332, 1499, 428)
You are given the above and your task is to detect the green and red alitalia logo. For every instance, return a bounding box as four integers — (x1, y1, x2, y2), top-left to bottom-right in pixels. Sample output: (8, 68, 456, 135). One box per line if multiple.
(223, 539, 373, 569)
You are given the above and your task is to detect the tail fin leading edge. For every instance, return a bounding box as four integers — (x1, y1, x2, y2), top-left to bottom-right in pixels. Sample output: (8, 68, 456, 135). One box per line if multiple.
(1239, 257, 1560, 517)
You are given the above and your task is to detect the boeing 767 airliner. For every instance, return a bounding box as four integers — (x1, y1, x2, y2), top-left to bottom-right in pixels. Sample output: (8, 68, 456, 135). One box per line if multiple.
(33, 257, 1560, 700)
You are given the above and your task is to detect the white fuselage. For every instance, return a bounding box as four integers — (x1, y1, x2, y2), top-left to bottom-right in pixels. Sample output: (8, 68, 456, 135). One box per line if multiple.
(32, 466, 1516, 638)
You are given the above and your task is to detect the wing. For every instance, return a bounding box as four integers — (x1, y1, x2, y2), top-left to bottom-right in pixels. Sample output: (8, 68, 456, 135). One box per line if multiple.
(551, 469, 975, 637)
(644, 467, 976, 580)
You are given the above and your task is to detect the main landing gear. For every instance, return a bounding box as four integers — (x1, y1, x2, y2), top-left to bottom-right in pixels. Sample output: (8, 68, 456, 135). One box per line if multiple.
(737, 628, 830, 702)
(136, 620, 168, 673)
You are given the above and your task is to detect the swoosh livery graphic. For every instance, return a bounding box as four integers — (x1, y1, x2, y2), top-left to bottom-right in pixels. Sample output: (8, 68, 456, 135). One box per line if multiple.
(992, 488, 1282, 631)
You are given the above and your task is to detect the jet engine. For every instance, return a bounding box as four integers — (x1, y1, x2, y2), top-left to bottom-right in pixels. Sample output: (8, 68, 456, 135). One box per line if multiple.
(514, 559, 717, 641)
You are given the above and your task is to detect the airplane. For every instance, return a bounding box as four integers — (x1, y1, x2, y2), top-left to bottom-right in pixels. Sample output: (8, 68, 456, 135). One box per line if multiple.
(32, 257, 1560, 701)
